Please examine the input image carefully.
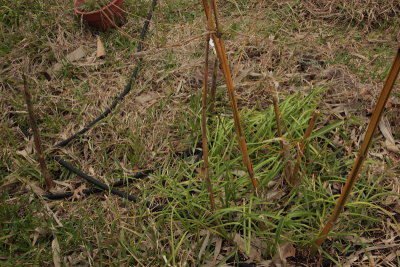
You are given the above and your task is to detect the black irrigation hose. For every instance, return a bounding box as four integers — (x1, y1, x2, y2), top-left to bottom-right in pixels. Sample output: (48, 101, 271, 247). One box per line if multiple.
(43, 169, 152, 200)
(44, 0, 159, 202)
(55, 157, 138, 202)
(43, 147, 202, 201)
(56, 0, 157, 148)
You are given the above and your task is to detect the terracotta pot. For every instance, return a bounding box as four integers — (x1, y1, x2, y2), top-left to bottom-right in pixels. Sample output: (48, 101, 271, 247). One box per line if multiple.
(74, 0, 125, 30)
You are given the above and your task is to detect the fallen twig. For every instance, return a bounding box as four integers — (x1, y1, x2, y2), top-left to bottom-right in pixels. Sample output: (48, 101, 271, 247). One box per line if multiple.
(23, 74, 54, 191)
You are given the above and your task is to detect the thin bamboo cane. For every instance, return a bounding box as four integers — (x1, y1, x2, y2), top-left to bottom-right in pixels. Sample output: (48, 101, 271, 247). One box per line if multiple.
(272, 95, 283, 149)
(201, 35, 216, 211)
(272, 95, 293, 184)
(289, 110, 320, 186)
(23, 74, 55, 191)
(315, 48, 400, 248)
(210, 0, 221, 34)
(201, 0, 260, 193)
(208, 58, 219, 113)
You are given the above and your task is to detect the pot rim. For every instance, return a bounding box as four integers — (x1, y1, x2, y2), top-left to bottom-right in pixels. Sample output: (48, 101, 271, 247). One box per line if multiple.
(74, 0, 122, 15)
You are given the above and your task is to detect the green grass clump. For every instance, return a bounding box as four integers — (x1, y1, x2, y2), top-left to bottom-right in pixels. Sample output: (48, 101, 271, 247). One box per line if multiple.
(0, 195, 53, 264)
(1, 89, 394, 265)
(128, 89, 394, 264)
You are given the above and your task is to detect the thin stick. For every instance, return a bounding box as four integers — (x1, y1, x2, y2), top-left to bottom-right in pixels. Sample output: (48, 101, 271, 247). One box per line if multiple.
(23, 74, 54, 190)
(315, 48, 400, 248)
(208, 58, 219, 113)
(201, 0, 260, 193)
(201, 35, 216, 211)
(289, 110, 320, 186)
(272, 95, 283, 149)
(272, 95, 292, 184)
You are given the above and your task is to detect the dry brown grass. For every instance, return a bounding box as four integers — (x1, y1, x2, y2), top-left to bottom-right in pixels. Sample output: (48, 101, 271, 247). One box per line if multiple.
(300, 0, 400, 29)
(1, 0, 400, 265)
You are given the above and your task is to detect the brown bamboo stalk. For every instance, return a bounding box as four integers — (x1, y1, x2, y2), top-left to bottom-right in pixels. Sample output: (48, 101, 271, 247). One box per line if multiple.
(210, 0, 221, 34)
(202, 0, 212, 28)
(289, 110, 320, 186)
(315, 48, 400, 248)
(201, 0, 260, 193)
(272, 95, 283, 149)
(208, 58, 219, 113)
(23, 74, 54, 191)
(272, 95, 292, 184)
(201, 35, 216, 211)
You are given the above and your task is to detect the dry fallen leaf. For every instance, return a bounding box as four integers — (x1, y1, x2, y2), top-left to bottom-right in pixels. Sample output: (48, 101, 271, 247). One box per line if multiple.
(258, 260, 272, 266)
(52, 237, 61, 267)
(213, 236, 222, 263)
(0, 175, 20, 193)
(70, 184, 88, 201)
(266, 190, 284, 202)
(328, 103, 347, 116)
(250, 236, 264, 262)
(232, 169, 247, 177)
(234, 67, 253, 84)
(66, 46, 87, 62)
(384, 195, 400, 213)
(64, 252, 86, 267)
(385, 140, 399, 153)
(52, 46, 87, 72)
(135, 92, 159, 106)
(233, 233, 247, 254)
(379, 116, 399, 153)
(351, 52, 369, 61)
(18, 178, 46, 196)
(41, 201, 63, 227)
(96, 35, 106, 58)
(198, 230, 210, 260)
(32, 227, 50, 246)
(272, 242, 296, 266)
(343, 252, 359, 267)
(233, 233, 261, 262)
(88, 167, 95, 176)
(16, 148, 35, 163)
(54, 180, 74, 191)
(248, 72, 264, 80)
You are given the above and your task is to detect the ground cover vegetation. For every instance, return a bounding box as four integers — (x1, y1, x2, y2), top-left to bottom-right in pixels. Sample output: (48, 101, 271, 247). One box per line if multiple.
(1, 0, 399, 265)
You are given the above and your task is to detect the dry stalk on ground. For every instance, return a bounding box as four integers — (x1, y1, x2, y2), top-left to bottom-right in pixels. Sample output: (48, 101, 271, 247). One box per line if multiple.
(23, 74, 54, 190)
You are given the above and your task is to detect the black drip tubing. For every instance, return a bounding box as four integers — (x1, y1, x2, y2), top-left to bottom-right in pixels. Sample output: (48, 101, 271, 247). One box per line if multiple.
(43, 167, 152, 200)
(43, 0, 158, 202)
(56, 0, 157, 148)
